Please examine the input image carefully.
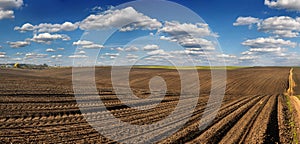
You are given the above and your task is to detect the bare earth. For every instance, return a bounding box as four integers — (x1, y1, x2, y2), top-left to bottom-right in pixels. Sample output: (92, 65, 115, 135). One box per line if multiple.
(0, 67, 296, 143)
(291, 68, 300, 142)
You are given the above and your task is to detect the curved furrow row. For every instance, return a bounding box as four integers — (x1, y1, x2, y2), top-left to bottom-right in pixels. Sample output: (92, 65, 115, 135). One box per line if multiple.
(186, 95, 267, 143)
(157, 95, 261, 143)
(218, 95, 272, 143)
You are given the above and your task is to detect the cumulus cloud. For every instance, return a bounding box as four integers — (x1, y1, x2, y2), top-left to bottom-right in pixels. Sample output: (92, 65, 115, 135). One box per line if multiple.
(11, 57, 21, 61)
(114, 47, 124, 51)
(239, 37, 297, 64)
(31, 33, 70, 44)
(124, 46, 139, 52)
(265, 0, 300, 11)
(126, 54, 138, 59)
(15, 7, 162, 32)
(217, 54, 237, 58)
(158, 21, 218, 52)
(147, 49, 167, 55)
(68, 55, 87, 58)
(91, 6, 103, 13)
(8, 41, 30, 48)
(51, 55, 62, 59)
(46, 48, 56, 52)
(235, 16, 300, 38)
(0, 10, 14, 19)
(15, 22, 79, 33)
(14, 23, 34, 32)
(0, 0, 23, 9)
(72, 40, 104, 49)
(0, 52, 7, 58)
(179, 37, 215, 50)
(77, 50, 86, 55)
(159, 21, 217, 38)
(25, 53, 48, 59)
(242, 37, 297, 48)
(103, 53, 119, 57)
(239, 55, 258, 60)
(248, 47, 284, 53)
(0, 0, 23, 20)
(73, 40, 93, 46)
(233, 16, 261, 28)
(143, 44, 159, 51)
(102, 53, 119, 59)
(80, 7, 162, 31)
(258, 16, 300, 38)
(57, 48, 64, 51)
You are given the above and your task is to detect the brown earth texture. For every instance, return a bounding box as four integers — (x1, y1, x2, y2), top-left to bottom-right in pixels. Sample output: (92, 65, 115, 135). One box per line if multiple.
(0, 67, 298, 143)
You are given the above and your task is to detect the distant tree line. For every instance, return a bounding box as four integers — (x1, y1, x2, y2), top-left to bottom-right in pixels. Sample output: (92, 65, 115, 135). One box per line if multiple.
(0, 63, 49, 69)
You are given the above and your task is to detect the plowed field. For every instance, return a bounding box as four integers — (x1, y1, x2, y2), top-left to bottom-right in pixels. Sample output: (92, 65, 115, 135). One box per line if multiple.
(0, 67, 296, 143)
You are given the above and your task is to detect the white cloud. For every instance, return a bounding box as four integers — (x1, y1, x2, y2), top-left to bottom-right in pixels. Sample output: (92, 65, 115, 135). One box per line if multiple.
(46, 48, 56, 52)
(60, 22, 78, 31)
(234, 16, 300, 38)
(114, 47, 124, 51)
(0, 51, 8, 58)
(81, 44, 104, 49)
(25, 53, 48, 59)
(241, 51, 254, 55)
(183, 49, 206, 56)
(15, 22, 79, 33)
(258, 16, 300, 38)
(51, 55, 62, 59)
(147, 49, 167, 55)
(8, 41, 30, 48)
(124, 46, 139, 52)
(68, 55, 87, 58)
(239, 37, 297, 64)
(159, 21, 217, 38)
(103, 53, 119, 57)
(126, 54, 138, 59)
(11, 57, 21, 61)
(0, 0, 23, 20)
(72, 40, 104, 49)
(160, 36, 176, 42)
(0, 10, 14, 19)
(242, 37, 297, 48)
(0, 0, 23, 10)
(0, 54, 7, 58)
(73, 40, 93, 46)
(158, 21, 217, 51)
(239, 55, 258, 60)
(248, 47, 284, 53)
(143, 44, 159, 51)
(14, 23, 34, 32)
(80, 7, 162, 31)
(77, 50, 86, 55)
(31, 33, 70, 44)
(91, 6, 103, 12)
(217, 54, 237, 58)
(233, 16, 261, 27)
(179, 37, 215, 50)
(265, 0, 300, 11)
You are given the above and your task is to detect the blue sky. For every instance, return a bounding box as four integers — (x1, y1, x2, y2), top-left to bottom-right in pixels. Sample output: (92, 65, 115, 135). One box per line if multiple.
(0, 0, 300, 66)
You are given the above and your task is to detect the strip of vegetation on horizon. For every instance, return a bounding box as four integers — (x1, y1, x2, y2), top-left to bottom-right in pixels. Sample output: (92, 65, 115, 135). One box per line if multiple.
(132, 65, 250, 70)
